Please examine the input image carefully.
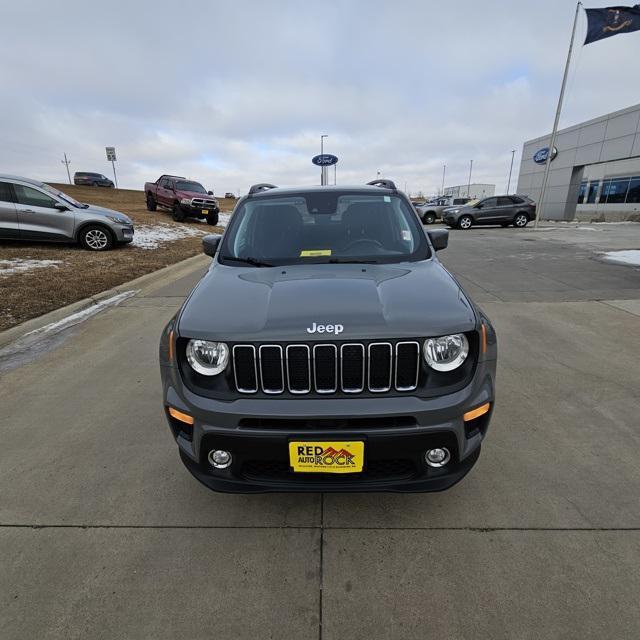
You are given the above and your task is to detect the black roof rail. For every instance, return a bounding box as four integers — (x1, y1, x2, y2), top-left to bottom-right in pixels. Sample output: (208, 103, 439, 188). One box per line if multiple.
(367, 179, 397, 190)
(248, 183, 278, 195)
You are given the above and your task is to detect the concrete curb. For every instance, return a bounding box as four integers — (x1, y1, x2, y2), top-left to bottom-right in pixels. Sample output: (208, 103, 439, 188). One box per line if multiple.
(0, 253, 209, 350)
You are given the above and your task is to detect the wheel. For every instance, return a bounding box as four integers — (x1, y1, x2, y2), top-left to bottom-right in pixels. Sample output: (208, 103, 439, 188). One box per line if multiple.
(513, 213, 529, 228)
(458, 215, 473, 230)
(206, 212, 219, 226)
(146, 193, 157, 211)
(172, 202, 186, 222)
(422, 212, 436, 225)
(79, 225, 113, 251)
(92, 181, 99, 187)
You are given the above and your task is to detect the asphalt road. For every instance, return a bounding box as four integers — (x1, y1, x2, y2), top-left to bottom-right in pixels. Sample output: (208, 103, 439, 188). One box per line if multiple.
(2, 223, 640, 639)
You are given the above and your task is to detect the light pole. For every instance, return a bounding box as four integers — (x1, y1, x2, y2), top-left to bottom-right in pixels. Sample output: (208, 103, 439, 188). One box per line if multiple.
(467, 160, 473, 198)
(441, 164, 446, 196)
(61, 152, 71, 184)
(320, 134, 328, 185)
(507, 150, 516, 194)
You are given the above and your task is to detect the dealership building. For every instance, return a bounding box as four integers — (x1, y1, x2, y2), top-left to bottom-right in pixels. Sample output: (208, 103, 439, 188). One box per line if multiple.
(516, 103, 640, 221)
(443, 183, 495, 199)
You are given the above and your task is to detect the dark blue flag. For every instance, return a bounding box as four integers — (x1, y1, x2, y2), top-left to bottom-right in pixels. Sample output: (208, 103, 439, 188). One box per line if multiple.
(585, 5, 640, 44)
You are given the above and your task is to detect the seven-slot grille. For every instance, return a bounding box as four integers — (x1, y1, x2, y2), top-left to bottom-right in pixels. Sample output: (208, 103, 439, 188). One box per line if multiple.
(232, 341, 420, 395)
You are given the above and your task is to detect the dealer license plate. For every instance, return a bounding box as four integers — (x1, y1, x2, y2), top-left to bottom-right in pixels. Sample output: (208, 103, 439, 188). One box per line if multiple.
(202, 209, 209, 215)
(289, 441, 364, 474)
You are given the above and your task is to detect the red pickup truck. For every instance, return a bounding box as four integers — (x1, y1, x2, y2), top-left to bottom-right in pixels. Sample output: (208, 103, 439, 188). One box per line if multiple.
(144, 175, 219, 225)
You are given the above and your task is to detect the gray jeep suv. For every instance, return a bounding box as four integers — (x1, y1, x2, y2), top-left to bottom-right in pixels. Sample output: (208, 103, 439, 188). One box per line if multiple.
(0, 175, 133, 250)
(159, 180, 497, 492)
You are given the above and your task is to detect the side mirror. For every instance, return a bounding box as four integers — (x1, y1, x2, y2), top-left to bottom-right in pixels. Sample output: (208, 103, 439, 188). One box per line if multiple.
(54, 203, 70, 211)
(207, 190, 214, 196)
(428, 229, 448, 252)
(203, 234, 222, 257)
(475, 203, 482, 209)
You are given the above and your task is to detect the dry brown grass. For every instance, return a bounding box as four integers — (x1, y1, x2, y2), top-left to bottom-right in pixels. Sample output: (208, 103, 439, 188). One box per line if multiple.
(0, 185, 235, 332)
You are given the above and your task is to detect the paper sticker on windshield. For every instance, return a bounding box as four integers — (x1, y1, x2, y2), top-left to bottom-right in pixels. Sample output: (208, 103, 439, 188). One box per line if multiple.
(402, 230, 412, 241)
(383, 196, 391, 203)
(300, 249, 332, 257)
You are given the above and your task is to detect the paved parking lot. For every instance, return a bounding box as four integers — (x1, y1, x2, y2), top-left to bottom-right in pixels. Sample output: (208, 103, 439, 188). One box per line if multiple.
(2, 224, 640, 639)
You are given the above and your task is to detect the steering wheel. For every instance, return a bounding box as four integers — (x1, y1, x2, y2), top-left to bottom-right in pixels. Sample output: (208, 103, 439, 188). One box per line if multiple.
(342, 238, 384, 253)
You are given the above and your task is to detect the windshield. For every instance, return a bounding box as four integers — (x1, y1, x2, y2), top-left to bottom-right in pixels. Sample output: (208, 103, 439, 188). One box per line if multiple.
(41, 182, 85, 208)
(176, 181, 207, 194)
(466, 199, 479, 207)
(221, 192, 429, 266)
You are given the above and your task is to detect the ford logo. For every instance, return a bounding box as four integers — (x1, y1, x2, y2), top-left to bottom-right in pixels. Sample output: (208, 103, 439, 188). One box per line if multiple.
(312, 154, 339, 166)
(533, 146, 558, 165)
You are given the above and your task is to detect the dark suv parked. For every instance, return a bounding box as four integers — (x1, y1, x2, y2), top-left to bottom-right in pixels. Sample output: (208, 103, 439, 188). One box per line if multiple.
(74, 172, 114, 188)
(443, 195, 537, 229)
(159, 180, 497, 493)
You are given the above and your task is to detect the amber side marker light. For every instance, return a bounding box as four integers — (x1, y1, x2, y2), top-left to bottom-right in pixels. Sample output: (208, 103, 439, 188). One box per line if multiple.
(481, 323, 487, 354)
(168, 407, 194, 425)
(463, 403, 491, 422)
(168, 329, 175, 363)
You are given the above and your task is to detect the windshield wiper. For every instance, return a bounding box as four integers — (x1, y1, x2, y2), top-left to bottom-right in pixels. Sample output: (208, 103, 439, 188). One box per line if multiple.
(221, 256, 275, 267)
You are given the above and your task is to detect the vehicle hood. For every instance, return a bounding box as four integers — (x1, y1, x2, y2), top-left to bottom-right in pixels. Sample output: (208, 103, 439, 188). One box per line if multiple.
(82, 204, 133, 224)
(443, 206, 472, 214)
(176, 189, 217, 200)
(178, 260, 476, 342)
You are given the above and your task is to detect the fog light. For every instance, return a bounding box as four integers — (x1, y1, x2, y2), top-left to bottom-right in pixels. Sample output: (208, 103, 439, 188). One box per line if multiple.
(425, 448, 450, 468)
(208, 449, 232, 469)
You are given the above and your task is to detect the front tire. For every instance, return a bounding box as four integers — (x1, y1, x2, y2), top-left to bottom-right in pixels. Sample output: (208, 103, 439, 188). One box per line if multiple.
(172, 202, 186, 222)
(513, 213, 529, 228)
(79, 225, 114, 251)
(422, 212, 436, 225)
(458, 215, 473, 230)
(206, 212, 220, 226)
(146, 193, 157, 211)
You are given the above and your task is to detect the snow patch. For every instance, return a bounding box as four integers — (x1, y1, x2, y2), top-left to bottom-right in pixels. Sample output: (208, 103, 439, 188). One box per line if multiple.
(132, 224, 208, 249)
(26, 290, 139, 336)
(0, 259, 63, 277)
(218, 213, 231, 228)
(0, 290, 139, 368)
(601, 250, 640, 267)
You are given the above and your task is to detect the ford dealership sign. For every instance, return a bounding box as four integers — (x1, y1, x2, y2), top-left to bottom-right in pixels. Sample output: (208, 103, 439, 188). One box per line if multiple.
(533, 146, 558, 165)
(312, 154, 339, 166)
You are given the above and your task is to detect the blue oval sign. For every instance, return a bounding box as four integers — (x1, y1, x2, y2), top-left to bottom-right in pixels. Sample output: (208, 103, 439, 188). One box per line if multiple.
(533, 146, 558, 165)
(312, 154, 338, 166)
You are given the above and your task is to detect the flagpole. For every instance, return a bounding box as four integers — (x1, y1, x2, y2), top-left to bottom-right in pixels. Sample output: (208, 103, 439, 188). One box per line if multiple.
(535, 1, 582, 229)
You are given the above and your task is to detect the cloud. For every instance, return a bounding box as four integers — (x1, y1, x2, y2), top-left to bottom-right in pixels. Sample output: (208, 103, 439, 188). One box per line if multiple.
(1, 0, 640, 195)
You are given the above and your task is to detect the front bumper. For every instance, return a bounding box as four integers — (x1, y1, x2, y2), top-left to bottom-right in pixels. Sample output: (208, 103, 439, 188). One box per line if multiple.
(113, 225, 134, 243)
(161, 358, 496, 493)
(179, 203, 220, 217)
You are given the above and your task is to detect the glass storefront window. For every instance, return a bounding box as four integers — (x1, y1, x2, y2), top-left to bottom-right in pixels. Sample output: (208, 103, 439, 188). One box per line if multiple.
(606, 178, 630, 204)
(587, 180, 600, 204)
(627, 178, 640, 203)
(578, 181, 587, 203)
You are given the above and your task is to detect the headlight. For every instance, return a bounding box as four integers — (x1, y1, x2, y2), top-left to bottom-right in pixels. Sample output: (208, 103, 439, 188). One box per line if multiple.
(448, 209, 459, 215)
(106, 215, 128, 224)
(186, 340, 229, 376)
(423, 334, 469, 371)
(180, 198, 191, 206)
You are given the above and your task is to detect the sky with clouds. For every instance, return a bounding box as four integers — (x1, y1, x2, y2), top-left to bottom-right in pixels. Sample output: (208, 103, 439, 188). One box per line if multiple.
(1, 0, 640, 195)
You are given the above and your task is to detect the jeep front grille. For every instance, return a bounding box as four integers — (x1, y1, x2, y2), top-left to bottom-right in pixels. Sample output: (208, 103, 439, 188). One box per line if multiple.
(232, 341, 420, 395)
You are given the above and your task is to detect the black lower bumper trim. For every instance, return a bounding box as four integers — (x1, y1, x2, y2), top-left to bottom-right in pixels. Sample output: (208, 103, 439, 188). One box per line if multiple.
(179, 445, 480, 494)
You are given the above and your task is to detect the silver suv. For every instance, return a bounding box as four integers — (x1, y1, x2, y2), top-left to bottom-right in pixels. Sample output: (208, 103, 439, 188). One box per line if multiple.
(0, 175, 134, 250)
